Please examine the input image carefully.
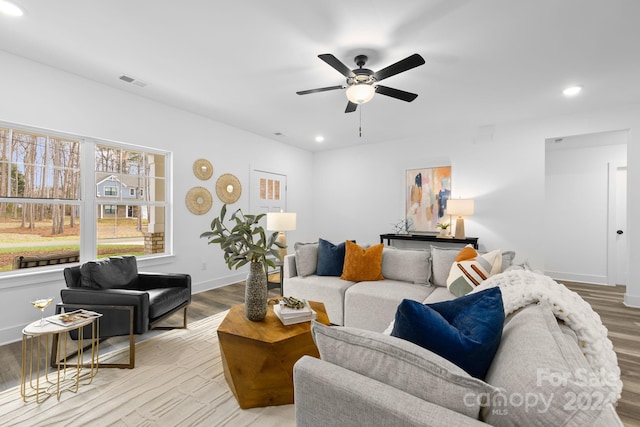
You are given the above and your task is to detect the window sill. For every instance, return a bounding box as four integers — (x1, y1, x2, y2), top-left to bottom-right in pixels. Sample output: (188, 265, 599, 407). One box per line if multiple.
(0, 253, 176, 290)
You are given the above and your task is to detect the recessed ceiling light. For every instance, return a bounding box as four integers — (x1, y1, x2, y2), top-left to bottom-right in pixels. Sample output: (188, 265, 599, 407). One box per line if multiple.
(563, 86, 582, 97)
(315, 136, 325, 143)
(0, 0, 23, 16)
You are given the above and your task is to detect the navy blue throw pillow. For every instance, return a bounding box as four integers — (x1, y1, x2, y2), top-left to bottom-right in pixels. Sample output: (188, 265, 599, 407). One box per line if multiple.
(391, 287, 505, 380)
(316, 238, 346, 276)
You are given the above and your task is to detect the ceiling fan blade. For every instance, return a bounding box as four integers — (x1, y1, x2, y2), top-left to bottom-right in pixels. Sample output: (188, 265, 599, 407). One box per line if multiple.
(319, 54, 355, 78)
(345, 101, 358, 113)
(373, 53, 425, 82)
(296, 85, 344, 95)
(376, 85, 419, 102)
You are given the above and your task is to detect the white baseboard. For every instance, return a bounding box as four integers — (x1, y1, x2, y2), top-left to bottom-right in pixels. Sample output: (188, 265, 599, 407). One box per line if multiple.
(0, 324, 26, 347)
(624, 293, 640, 308)
(192, 272, 246, 295)
(544, 270, 610, 286)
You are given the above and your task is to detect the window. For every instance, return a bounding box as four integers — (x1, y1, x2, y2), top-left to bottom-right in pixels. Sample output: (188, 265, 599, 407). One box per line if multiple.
(0, 122, 170, 273)
(95, 145, 167, 258)
(0, 127, 81, 272)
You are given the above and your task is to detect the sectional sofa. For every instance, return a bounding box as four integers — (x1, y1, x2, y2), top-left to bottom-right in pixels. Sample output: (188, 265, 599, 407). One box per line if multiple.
(294, 302, 622, 426)
(283, 242, 623, 426)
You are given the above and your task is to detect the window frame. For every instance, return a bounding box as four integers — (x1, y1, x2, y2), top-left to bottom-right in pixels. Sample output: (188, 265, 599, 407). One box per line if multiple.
(0, 121, 173, 280)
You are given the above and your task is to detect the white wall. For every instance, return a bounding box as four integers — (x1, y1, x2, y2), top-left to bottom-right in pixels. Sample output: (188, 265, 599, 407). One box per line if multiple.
(1, 49, 639, 344)
(545, 135, 627, 283)
(312, 126, 545, 264)
(0, 51, 314, 344)
(312, 105, 640, 306)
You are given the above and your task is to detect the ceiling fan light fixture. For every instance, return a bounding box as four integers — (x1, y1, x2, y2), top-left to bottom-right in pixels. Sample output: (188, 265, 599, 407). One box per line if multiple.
(0, 0, 23, 16)
(346, 83, 375, 104)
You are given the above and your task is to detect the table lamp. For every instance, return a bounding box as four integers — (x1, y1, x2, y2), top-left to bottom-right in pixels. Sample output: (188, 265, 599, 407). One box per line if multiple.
(446, 199, 474, 239)
(266, 212, 297, 261)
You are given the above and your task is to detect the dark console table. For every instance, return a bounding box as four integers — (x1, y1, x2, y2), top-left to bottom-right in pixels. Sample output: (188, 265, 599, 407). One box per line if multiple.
(380, 233, 479, 249)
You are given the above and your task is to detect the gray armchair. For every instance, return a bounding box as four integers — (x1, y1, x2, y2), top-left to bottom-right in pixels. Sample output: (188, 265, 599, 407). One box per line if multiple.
(57, 256, 191, 368)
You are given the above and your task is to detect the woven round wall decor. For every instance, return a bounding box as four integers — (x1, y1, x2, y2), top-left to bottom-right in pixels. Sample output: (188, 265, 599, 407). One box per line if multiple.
(216, 173, 242, 204)
(185, 186, 213, 215)
(193, 159, 213, 180)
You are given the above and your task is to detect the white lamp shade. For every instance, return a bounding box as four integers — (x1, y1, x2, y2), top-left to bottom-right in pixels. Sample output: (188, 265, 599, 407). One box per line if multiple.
(346, 84, 375, 104)
(446, 199, 475, 217)
(266, 212, 297, 231)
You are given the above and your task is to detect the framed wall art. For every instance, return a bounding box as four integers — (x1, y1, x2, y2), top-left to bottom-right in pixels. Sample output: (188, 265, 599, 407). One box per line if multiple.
(405, 166, 451, 233)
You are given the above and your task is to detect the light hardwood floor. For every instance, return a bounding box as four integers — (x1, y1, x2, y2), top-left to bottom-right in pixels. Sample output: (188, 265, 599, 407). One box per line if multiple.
(0, 282, 638, 425)
(561, 282, 640, 426)
(0, 282, 280, 393)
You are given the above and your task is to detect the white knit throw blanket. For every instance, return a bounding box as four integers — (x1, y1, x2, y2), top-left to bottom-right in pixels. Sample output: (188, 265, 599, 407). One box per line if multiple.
(472, 269, 622, 402)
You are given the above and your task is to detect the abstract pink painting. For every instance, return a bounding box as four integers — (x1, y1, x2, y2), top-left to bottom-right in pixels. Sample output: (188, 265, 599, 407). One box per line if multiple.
(405, 166, 451, 232)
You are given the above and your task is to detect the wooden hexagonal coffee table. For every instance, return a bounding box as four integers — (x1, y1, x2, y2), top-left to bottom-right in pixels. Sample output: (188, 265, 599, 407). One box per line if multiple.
(217, 300, 330, 409)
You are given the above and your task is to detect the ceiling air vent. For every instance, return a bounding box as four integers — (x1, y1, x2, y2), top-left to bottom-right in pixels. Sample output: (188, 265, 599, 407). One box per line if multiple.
(119, 74, 148, 87)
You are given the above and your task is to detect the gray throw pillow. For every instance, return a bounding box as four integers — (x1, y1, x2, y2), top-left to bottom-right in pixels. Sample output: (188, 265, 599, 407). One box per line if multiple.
(500, 251, 516, 271)
(430, 246, 460, 287)
(312, 321, 498, 419)
(381, 247, 430, 285)
(294, 241, 318, 277)
(80, 256, 138, 289)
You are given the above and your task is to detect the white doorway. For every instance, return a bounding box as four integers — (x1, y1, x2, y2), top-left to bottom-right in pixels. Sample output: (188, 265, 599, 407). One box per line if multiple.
(544, 130, 628, 284)
(608, 164, 628, 285)
(250, 169, 287, 214)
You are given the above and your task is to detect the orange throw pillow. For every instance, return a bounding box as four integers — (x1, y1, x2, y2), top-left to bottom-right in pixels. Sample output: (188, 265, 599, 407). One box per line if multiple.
(455, 245, 478, 262)
(340, 241, 385, 282)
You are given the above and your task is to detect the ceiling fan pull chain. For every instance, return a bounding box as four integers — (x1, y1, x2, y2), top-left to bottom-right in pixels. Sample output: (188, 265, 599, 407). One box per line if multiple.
(359, 106, 363, 138)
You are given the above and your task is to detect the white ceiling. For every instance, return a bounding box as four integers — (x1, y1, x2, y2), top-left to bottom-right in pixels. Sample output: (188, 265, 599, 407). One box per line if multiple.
(1, 0, 639, 152)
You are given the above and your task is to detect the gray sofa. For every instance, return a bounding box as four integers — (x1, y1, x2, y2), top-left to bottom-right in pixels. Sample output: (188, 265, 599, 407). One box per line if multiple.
(283, 244, 514, 331)
(293, 303, 623, 426)
(286, 243, 623, 426)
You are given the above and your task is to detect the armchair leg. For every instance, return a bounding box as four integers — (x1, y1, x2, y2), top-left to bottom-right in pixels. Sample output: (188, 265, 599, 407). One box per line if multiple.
(183, 306, 188, 329)
(151, 305, 189, 331)
(51, 303, 135, 369)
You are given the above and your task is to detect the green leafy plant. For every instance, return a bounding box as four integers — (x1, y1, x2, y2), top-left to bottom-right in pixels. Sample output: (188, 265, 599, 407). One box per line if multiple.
(436, 222, 450, 229)
(200, 204, 284, 270)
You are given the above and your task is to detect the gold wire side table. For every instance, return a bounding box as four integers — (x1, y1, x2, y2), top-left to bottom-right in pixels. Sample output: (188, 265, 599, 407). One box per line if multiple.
(21, 314, 101, 403)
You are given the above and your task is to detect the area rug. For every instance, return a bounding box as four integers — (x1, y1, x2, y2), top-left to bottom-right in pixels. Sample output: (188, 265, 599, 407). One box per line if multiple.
(0, 311, 295, 426)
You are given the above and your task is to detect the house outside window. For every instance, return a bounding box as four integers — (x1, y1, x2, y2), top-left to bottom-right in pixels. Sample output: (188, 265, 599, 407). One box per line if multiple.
(95, 144, 167, 256)
(0, 122, 171, 273)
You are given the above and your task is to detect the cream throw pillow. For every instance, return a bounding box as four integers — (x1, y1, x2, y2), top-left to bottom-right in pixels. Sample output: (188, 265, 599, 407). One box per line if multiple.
(446, 246, 502, 297)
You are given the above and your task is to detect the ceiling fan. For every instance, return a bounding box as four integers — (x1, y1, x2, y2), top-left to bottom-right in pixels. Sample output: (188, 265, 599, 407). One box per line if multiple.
(296, 53, 425, 113)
